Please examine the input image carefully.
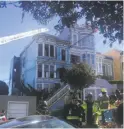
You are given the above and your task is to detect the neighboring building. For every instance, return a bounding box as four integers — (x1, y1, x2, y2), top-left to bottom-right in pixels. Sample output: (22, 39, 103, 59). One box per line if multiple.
(120, 51, 123, 80)
(0, 95, 36, 119)
(96, 52, 114, 80)
(105, 49, 123, 80)
(19, 33, 71, 91)
(9, 56, 21, 95)
(58, 24, 96, 71)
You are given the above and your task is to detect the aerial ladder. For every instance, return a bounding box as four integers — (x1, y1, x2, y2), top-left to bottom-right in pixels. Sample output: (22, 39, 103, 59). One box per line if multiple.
(0, 28, 49, 45)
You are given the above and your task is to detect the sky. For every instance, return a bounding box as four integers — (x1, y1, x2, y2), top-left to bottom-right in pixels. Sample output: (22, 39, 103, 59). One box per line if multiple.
(0, 4, 123, 82)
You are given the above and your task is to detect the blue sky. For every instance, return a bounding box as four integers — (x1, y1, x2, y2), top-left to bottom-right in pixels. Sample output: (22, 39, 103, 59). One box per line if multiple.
(0, 5, 123, 82)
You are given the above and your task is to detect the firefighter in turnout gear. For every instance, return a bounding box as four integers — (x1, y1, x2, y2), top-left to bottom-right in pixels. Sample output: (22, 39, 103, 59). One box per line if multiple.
(98, 88, 109, 123)
(81, 93, 101, 125)
(64, 97, 83, 127)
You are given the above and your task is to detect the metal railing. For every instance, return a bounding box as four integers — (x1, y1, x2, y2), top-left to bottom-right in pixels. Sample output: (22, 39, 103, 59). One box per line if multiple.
(47, 85, 70, 107)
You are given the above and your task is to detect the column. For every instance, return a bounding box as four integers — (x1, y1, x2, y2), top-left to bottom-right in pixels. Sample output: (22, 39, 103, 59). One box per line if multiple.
(49, 45, 50, 57)
(42, 43, 44, 56)
(54, 65, 56, 78)
(54, 46, 56, 57)
(42, 64, 44, 78)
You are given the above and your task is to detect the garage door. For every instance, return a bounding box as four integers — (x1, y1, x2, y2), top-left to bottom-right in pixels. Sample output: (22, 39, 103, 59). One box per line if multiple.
(7, 101, 29, 119)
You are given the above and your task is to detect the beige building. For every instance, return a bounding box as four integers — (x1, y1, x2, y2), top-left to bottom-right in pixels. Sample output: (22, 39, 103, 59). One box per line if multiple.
(105, 49, 123, 80)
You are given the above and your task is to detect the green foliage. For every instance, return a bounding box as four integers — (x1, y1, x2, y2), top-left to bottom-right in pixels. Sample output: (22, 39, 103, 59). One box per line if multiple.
(0, 80, 8, 95)
(109, 80, 123, 84)
(0, 1, 123, 45)
(64, 63, 96, 90)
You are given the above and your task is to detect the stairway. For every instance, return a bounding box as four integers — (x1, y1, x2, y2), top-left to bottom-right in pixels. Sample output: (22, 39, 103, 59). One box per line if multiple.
(46, 85, 70, 110)
(36, 84, 70, 113)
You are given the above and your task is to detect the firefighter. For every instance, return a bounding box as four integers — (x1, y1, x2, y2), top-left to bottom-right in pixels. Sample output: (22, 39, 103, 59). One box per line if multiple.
(98, 88, 109, 123)
(81, 93, 101, 125)
(109, 93, 117, 109)
(64, 97, 82, 127)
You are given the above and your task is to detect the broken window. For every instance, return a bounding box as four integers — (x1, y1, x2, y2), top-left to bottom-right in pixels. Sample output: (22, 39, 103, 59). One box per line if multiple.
(61, 49, 66, 61)
(71, 55, 80, 64)
(50, 45, 54, 57)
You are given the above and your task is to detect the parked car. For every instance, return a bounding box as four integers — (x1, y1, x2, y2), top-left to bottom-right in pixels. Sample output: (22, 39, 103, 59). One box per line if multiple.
(0, 115, 76, 128)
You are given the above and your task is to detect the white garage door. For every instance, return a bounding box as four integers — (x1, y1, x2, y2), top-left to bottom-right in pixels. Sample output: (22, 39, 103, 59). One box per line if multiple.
(7, 101, 29, 119)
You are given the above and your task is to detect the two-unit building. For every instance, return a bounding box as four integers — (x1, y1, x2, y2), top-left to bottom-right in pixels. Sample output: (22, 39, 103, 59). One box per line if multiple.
(20, 33, 71, 91)
(96, 52, 114, 80)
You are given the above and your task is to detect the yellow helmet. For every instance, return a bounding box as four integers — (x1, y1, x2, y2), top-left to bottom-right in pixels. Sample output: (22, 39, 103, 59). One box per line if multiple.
(101, 88, 107, 93)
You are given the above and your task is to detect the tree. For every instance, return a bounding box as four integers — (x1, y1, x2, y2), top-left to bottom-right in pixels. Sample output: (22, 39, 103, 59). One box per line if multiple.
(0, 1, 122, 45)
(0, 1, 122, 46)
(0, 81, 9, 95)
(64, 63, 96, 90)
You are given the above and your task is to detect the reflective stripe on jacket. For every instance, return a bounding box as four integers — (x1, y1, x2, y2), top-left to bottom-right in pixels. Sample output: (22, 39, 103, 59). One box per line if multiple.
(81, 101, 101, 115)
(66, 116, 81, 120)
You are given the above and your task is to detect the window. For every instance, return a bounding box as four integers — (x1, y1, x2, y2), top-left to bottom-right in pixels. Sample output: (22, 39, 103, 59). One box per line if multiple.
(50, 45, 54, 57)
(73, 34, 77, 45)
(61, 49, 66, 61)
(82, 54, 86, 62)
(38, 64, 42, 78)
(87, 54, 90, 64)
(108, 65, 112, 76)
(91, 54, 94, 64)
(44, 65, 49, 78)
(103, 65, 106, 75)
(50, 65, 54, 78)
(38, 44, 42, 56)
(45, 44, 49, 56)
